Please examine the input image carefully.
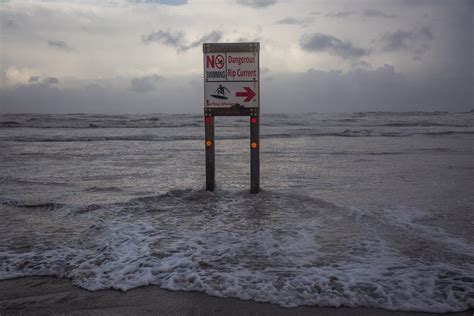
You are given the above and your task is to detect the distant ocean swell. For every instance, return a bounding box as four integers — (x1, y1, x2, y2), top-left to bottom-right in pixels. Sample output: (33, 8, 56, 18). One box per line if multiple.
(0, 111, 473, 129)
(1, 130, 473, 142)
(0, 121, 471, 129)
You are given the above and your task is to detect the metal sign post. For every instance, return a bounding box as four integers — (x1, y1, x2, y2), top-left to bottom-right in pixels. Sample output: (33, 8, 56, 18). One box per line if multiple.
(203, 42, 260, 193)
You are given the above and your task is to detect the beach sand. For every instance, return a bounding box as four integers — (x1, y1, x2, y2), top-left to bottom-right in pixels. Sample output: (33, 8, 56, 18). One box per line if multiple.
(0, 277, 471, 315)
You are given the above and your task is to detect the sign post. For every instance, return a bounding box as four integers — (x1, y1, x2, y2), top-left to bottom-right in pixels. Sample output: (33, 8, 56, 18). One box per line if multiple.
(204, 114, 215, 191)
(203, 42, 260, 193)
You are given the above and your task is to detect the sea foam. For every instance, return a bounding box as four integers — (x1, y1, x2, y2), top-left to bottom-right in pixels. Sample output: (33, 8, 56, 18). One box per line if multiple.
(1, 190, 472, 313)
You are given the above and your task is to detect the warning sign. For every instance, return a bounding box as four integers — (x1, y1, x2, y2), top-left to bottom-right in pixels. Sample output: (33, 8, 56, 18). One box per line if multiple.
(203, 43, 259, 108)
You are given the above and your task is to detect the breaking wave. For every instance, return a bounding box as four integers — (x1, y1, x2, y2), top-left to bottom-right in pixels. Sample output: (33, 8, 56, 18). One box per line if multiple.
(1, 189, 473, 312)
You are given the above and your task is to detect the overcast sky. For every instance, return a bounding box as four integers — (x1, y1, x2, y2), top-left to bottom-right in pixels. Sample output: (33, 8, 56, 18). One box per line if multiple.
(0, 0, 472, 113)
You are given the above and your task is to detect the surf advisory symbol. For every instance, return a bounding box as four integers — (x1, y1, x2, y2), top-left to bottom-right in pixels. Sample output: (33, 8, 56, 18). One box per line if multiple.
(204, 44, 259, 108)
(211, 84, 230, 100)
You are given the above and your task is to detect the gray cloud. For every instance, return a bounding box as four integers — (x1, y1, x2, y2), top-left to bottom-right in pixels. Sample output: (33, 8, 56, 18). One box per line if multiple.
(326, 11, 356, 18)
(362, 9, 397, 18)
(28, 76, 40, 83)
(379, 27, 433, 51)
(378, 27, 433, 58)
(186, 31, 222, 49)
(237, 0, 277, 9)
(142, 30, 185, 47)
(1, 19, 18, 30)
(381, 30, 413, 50)
(130, 74, 162, 93)
(401, 0, 441, 5)
(355, 60, 371, 68)
(142, 30, 222, 52)
(300, 33, 369, 60)
(274, 17, 306, 25)
(129, 0, 187, 5)
(325, 9, 396, 19)
(0, 9, 20, 31)
(43, 77, 59, 85)
(47, 40, 72, 52)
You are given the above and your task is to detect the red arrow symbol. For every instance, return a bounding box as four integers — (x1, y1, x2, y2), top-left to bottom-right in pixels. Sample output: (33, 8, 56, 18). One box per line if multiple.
(235, 87, 256, 102)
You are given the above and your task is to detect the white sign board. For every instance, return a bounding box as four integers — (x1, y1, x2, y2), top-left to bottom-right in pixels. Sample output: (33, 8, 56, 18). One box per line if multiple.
(203, 46, 259, 108)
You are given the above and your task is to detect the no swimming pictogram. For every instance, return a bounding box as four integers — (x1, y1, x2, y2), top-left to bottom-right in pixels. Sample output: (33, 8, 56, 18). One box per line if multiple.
(215, 55, 224, 69)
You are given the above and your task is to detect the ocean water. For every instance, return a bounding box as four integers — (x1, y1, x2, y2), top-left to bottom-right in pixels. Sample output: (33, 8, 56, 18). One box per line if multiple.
(0, 112, 473, 312)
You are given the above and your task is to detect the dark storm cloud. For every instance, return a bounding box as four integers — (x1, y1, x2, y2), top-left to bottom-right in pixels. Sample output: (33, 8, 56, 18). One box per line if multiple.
(264, 65, 473, 112)
(43, 77, 59, 85)
(47, 40, 72, 52)
(362, 9, 397, 18)
(274, 17, 306, 25)
(0, 77, 203, 113)
(300, 33, 369, 60)
(236, 0, 277, 9)
(378, 27, 433, 58)
(0, 83, 108, 113)
(142, 30, 222, 52)
(129, 0, 187, 4)
(130, 74, 162, 93)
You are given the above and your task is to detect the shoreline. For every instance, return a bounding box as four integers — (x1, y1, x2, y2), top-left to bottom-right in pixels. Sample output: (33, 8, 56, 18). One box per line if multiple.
(0, 276, 471, 315)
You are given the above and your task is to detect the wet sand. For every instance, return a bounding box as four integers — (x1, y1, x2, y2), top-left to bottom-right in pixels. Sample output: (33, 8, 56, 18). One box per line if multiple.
(0, 277, 471, 315)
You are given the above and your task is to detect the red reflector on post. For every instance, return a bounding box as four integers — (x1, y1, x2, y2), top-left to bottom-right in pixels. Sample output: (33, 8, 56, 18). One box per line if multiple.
(205, 116, 213, 125)
(250, 117, 257, 124)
